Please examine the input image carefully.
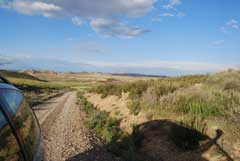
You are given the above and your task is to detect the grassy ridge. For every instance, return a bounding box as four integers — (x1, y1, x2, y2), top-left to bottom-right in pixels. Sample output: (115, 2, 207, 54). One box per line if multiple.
(0, 70, 44, 81)
(0, 70, 69, 106)
(90, 70, 240, 120)
(89, 70, 240, 145)
(89, 74, 208, 100)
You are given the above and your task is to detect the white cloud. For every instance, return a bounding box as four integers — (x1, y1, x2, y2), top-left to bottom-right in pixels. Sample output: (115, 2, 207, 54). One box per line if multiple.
(151, 17, 162, 22)
(220, 19, 239, 33)
(1, 0, 157, 37)
(1, 0, 185, 38)
(2, 0, 156, 18)
(160, 13, 175, 17)
(8, 0, 62, 17)
(91, 18, 150, 38)
(72, 17, 84, 26)
(0, 55, 13, 66)
(151, 12, 174, 23)
(177, 12, 186, 18)
(212, 40, 225, 46)
(66, 37, 73, 41)
(0, 0, 10, 8)
(227, 19, 239, 29)
(163, 0, 181, 10)
(45, 0, 157, 18)
(76, 41, 110, 54)
(151, 11, 185, 23)
(158, 12, 185, 18)
(220, 26, 228, 33)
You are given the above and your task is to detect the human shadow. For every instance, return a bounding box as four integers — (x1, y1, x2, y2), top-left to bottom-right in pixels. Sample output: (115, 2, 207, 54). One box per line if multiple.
(66, 119, 233, 161)
(66, 139, 122, 161)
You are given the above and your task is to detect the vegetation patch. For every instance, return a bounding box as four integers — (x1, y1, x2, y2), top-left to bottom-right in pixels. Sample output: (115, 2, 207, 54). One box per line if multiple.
(89, 80, 150, 99)
(77, 94, 143, 161)
(128, 100, 141, 116)
(90, 70, 240, 122)
(88, 70, 240, 158)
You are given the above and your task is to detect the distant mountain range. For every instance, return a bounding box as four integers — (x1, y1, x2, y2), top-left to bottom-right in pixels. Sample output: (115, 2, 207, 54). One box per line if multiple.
(20, 69, 167, 78)
(111, 73, 166, 78)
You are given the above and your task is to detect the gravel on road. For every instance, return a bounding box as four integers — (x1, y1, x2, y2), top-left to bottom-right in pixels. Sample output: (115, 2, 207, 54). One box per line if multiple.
(34, 91, 121, 161)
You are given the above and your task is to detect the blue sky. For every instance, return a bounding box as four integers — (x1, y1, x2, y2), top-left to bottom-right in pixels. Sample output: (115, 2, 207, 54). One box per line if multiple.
(0, 0, 239, 75)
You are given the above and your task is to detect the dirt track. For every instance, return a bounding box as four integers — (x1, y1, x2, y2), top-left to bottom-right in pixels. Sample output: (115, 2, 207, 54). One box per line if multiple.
(33, 91, 120, 161)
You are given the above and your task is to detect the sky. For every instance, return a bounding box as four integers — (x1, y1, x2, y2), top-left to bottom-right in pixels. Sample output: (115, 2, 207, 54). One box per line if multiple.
(0, 0, 240, 76)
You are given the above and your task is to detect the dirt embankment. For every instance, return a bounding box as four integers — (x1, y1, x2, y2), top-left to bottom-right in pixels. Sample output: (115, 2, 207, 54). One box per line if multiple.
(85, 92, 147, 133)
(85, 93, 240, 161)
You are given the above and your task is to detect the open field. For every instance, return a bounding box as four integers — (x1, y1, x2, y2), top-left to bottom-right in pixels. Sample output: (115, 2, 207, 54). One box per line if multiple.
(0, 70, 74, 106)
(0, 70, 155, 106)
(22, 70, 159, 83)
(1, 69, 240, 161)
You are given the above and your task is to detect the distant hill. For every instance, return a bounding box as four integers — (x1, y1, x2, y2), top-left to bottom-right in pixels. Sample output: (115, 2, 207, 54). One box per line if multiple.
(111, 73, 167, 78)
(0, 70, 46, 81)
(15, 69, 167, 78)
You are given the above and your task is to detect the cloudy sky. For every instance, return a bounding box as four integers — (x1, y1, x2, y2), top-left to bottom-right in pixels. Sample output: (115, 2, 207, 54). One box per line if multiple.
(0, 0, 239, 75)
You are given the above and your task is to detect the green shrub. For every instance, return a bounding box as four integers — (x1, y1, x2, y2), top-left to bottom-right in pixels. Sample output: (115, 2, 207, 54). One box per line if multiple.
(128, 81, 150, 99)
(153, 82, 179, 97)
(176, 97, 223, 119)
(128, 100, 141, 116)
(89, 80, 150, 99)
(89, 73, 208, 101)
(85, 110, 122, 143)
(224, 79, 240, 91)
(78, 94, 122, 142)
(172, 88, 240, 119)
(89, 83, 123, 98)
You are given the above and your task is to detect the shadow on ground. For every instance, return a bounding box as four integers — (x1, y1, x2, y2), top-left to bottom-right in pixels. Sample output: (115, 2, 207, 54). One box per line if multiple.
(67, 120, 233, 161)
(66, 140, 122, 161)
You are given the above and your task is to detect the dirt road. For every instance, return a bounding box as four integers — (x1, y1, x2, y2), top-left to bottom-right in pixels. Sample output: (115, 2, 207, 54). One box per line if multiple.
(33, 91, 120, 161)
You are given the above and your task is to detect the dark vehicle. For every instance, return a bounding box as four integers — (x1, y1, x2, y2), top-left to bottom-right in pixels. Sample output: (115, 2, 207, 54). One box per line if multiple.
(0, 76, 44, 161)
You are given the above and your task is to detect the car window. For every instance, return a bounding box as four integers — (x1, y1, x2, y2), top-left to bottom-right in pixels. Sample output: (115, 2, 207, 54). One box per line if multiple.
(0, 89, 23, 115)
(0, 89, 40, 161)
(0, 110, 23, 161)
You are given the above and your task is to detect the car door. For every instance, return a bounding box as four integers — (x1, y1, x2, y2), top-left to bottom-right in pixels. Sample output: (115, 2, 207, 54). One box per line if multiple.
(0, 107, 24, 161)
(0, 88, 41, 161)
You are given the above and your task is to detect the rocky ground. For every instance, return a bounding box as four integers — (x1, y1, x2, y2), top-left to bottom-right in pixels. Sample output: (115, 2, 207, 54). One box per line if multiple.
(34, 91, 120, 161)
